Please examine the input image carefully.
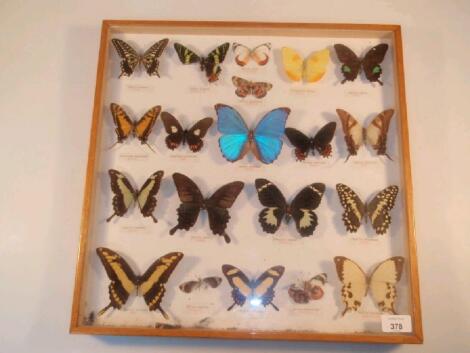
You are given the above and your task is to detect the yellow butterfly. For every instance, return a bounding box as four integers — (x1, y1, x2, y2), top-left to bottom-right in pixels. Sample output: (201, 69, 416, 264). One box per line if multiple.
(281, 47, 330, 83)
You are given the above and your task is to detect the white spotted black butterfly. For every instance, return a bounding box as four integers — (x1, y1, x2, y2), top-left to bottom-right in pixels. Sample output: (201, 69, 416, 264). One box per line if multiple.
(336, 183, 399, 235)
(111, 38, 169, 78)
(255, 179, 325, 237)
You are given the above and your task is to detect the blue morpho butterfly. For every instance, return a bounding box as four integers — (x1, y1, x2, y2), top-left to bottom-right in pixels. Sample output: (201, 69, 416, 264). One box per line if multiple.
(215, 104, 290, 164)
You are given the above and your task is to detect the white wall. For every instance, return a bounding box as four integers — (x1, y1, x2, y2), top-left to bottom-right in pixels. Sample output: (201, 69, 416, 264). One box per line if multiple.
(0, 0, 469, 352)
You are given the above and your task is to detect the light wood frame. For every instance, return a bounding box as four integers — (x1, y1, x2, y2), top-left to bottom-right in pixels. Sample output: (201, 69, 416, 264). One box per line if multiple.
(70, 20, 423, 344)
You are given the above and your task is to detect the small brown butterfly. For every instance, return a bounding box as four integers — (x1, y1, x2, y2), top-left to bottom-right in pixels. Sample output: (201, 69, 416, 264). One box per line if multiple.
(232, 76, 273, 99)
(288, 273, 327, 304)
(179, 277, 223, 293)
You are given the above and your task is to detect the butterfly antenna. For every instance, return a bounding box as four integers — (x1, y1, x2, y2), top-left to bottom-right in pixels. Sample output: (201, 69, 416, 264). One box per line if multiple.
(227, 302, 237, 311)
(169, 225, 179, 235)
(107, 141, 119, 150)
(150, 214, 158, 223)
(270, 302, 280, 311)
(384, 153, 393, 161)
(106, 213, 116, 222)
(159, 307, 169, 320)
(97, 303, 113, 317)
(222, 232, 231, 244)
(145, 142, 156, 153)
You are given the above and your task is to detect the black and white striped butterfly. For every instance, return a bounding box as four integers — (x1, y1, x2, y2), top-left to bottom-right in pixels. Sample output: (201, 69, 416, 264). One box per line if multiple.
(255, 179, 325, 237)
(111, 38, 169, 78)
(336, 183, 399, 235)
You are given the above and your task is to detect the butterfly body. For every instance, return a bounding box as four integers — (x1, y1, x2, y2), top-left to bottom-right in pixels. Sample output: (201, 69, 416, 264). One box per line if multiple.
(255, 179, 325, 237)
(96, 248, 184, 319)
(336, 108, 394, 161)
(336, 183, 399, 235)
(106, 169, 164, 223)
(161, 112, 213, 152)
(285, 122, 337, 161)
(232, 76, 273, 99)
(174, 42, 230, 82)
(111, 38, 169, 78)
(334, 256, 404, 315)
(222, 264, 285, 311)
(232, 43, 271, 66)
(216, 104, 290, 164)
(169, 173, 244, 243)
(333, 43, 389, 85)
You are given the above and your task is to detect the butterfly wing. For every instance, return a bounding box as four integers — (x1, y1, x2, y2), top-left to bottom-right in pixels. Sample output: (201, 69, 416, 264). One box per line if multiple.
(173, 43, 201, 64)
(231, 76, 252, 98)
(136, 170, 164, 223)
(206, 181, 245, 243)
(111, 39, 140, 78)
(362, 43, 389, 85)
(110, 103, 134, 143)
(215, 104, 249, 162)
(96, 247, 138, 315)
(333, 44, 361, 84)
(304, 48, 330, 83)
(311, 122, 337, 158)
(336, 183, 366, 233)
(336, 108, 363, 160)
(334, 256, 368, 315)
(186, 117, 214, 152)
(141, 38, 169, 77)
(281, 47, 303, 81)
(254, 178, 287, 234)
(232, 43, 251, 66)
(134, 105, 161, 144)
(284, 127, 311, 161)
(179, 279, 201, 293)
(202, 276, 223, 289)
(169, 173, 204, 235)
(290, 183, 326, 237)
(161, 112, 184, 150)
(369, 256, 405, 314)
(250, 81, 273, 99)
(107, 169, 136, 222)
(250, 43, 271, 66)
(253, 108, 290, 164)
(139, 252, 184, 319)
(366, 185, 399, 235)
(365, 109, 394, 159)
(252, 266, 285, 310)
(221, 265, 252, 310)
(203, 42, 230, 82)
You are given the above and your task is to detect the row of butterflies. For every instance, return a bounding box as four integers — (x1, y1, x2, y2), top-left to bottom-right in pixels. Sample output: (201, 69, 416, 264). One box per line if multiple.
(110, 103, 395, 163)
(95, 247, 405, 321)
(107, 171, 399, 243)
(112, 38, 390, 85)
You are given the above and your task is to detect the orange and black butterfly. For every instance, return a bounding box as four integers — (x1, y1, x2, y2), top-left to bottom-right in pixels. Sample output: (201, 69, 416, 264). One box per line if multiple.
(222, 264, 285, 311)
(106, 169, 164, 223)
(161, 112, 213, 152)
(111, 38, 169, 78)
(109, 103, 161, 151)
(179, 277, 222, 293)
(169, 173, 244, 243)
(231, 76, 273, 99)
(174, 42, 230, 82)
(285, 122, 337, 161)
(96, 247, 183, 319)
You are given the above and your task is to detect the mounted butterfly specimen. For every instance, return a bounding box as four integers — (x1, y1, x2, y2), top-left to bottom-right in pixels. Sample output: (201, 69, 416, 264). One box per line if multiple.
(255, 179, 325, 237)
(161, 112, 213, 152)
(281, 47, 330, 83)
(96, 247, 183, 319)
(336, 108, 394, 161)
(179, 276, 223, 293)
(222, 264, 285, 311)
(111, 38, 169, 78)
(334, 256, 405, 315)
(336, 183, 399, 235)
(333, 43, 389, 85)
(169, 173, 244, 243)
(106, 169, 164, 223)
(288, 273, 327, 304)
(109, 103, 161, 151)
(285, 122, 337, 161)
(174, 42, 230, 82)
(232, 42, 271, 66)
(215, 104, 290, 164)
(232, 76, 273, 99)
